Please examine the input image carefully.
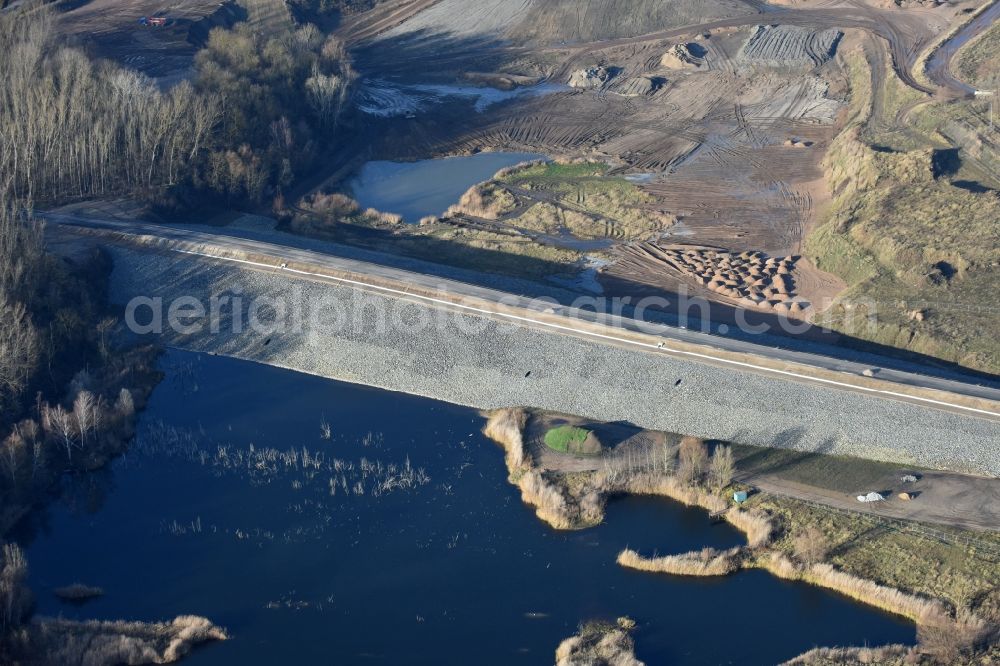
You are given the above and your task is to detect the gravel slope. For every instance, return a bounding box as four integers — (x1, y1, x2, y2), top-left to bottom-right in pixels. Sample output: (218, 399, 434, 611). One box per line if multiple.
(108, 247, 1000, 476)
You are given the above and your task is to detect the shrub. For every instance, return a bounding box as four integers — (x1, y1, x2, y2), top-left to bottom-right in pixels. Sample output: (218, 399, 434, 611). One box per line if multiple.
(792, 526, 829, 565)
(302, 192, 359, 219)
(917, 607, 996, 663)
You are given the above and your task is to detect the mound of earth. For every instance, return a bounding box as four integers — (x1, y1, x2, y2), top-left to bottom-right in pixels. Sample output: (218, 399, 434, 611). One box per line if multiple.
(738, 25, 843, 67)
(617, 76, 662, 97)
(569, 65, 615, 89)
(659, 43, 706, 69)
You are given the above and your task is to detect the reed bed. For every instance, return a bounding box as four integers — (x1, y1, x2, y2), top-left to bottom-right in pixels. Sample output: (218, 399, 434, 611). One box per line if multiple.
(761, 553, 945, 622)
(484, 409, 576, 529)
(617, 546, 742, 577)
(31, 615, 227, 664)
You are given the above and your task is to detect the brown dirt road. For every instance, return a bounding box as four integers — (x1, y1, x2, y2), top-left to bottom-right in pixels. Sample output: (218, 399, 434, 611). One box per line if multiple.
(526, 412, 1000, 533)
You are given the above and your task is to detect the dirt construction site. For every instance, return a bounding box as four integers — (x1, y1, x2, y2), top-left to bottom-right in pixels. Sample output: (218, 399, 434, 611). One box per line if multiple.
(50, 0, 993, 333)
(334, 0, 981, 325)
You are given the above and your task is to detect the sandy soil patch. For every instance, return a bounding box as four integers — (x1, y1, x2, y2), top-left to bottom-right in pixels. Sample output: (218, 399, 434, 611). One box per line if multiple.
(379, 0, 533, 40)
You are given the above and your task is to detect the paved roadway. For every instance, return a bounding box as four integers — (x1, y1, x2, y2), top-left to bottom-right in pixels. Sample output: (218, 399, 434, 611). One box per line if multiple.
(46, 214, 1000, 421)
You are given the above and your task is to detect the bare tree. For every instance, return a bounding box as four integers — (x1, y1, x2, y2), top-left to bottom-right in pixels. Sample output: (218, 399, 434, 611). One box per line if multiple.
(96, 317, 116, 360)
(73, 390, 96, 445)
(0, 542, 30, 635)
(707, 445, 735, 492)
(115, 388, 134, 417)
(1, 435, 24, 486)
(678, 436, 708, 484)
(306, 67, 347, 127)
(42, 404, 77, 461)
(792, 526, 830, 565)
(0, 295, 40, 409)
(72, 390, 105, 448)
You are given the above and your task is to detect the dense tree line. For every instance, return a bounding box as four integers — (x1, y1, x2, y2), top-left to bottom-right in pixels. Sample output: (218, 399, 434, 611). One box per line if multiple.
(0, 9, 218, 203)
(0, 4, 353, 207)
(0, 3, 356, 541)
(193, 22, 353, 203)
(0, 3, 354, 658)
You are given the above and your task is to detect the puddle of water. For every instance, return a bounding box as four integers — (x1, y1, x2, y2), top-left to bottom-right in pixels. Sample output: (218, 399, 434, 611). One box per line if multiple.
(349, 152, 545, 223)
(18, 351, 914, 665)
(358, 80, 567, 117)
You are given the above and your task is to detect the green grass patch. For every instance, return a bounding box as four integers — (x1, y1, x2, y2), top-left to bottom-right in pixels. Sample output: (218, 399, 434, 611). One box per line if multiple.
(544, 425, 601, 455)
(731, 445, 911, 493)
(498, 161, 610, 183)
(497, 161, 674, 241)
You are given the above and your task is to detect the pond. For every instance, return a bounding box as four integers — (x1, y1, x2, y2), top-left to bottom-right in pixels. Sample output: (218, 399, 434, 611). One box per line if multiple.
(349, 152, 544, 223)
(19, 350, 914, 665)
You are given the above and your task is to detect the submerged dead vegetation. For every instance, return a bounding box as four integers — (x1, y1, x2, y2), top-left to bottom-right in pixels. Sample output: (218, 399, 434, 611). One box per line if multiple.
(484, 408, 1000, 664)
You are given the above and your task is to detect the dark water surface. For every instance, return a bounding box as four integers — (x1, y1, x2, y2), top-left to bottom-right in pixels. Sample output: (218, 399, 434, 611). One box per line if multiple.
(21, 350, 913, 665)
(349, 152, 544, 223)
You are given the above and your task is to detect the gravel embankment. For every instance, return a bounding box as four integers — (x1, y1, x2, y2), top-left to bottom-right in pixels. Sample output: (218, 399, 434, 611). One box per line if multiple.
(108, 247, 1000, 476)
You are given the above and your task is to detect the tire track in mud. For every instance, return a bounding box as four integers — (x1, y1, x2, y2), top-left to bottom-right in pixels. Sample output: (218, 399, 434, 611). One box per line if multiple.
(337, 0, 444, 44)
(548, 8, 937, 95)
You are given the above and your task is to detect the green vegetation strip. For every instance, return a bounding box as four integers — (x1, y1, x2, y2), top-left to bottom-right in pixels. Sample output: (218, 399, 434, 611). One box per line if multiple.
(544, 425, 597, 455)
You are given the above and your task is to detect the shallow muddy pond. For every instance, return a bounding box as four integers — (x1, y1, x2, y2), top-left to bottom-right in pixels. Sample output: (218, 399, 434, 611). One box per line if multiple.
(20, 350, 914, 664)
(349, 151, 544, 223)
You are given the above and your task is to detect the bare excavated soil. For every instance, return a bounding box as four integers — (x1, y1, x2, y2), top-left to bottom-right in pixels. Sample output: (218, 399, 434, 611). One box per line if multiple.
(49, 0, 975, 333)
(54, 0, 245, 78)
(335, 0, 975, 331)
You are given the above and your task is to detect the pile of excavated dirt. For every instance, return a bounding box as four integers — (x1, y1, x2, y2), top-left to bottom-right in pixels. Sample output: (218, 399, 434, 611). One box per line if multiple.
(738, 25, 843, 67)
(659, 43, 706, 69)
(616, 76, 662, 97)
(568, 65, 616, 89)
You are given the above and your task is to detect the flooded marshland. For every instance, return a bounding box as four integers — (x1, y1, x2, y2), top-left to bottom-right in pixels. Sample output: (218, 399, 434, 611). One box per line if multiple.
(20, 350, 914, 664)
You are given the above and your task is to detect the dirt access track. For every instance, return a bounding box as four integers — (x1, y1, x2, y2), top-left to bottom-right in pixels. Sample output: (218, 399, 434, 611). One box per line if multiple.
(526, 411, 1000, 533)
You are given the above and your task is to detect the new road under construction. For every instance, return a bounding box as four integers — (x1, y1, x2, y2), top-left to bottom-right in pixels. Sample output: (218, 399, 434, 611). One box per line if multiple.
(51, 216, 1000, 476)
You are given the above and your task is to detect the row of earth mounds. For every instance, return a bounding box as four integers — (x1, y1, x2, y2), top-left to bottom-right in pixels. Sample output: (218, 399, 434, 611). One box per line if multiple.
(568, 65, 664, 97)
(737, 25, 843, 68)
(623, 243, 811, 313)
(567, 42, 706, 95)
(567, 23, 842, 98)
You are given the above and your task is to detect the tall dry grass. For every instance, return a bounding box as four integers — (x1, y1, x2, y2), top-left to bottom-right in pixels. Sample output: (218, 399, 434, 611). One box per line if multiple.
(780, 644, 913, 665)
(483, 409, 575, 529)
(615, 472, 728, 514)
(762, 553, 945, 622)
(555, 621, 645, 666)
(724, 508, 774, 549)
(617, 546, 741, 577)
(30, 614, 227, 664)
(519, 469, 574, 530)
(483, 408, 527, 470)
(917, 607, 997, 663)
